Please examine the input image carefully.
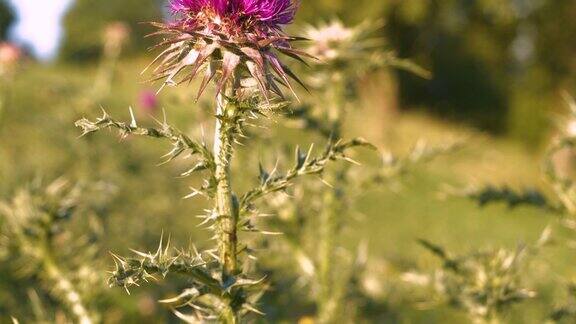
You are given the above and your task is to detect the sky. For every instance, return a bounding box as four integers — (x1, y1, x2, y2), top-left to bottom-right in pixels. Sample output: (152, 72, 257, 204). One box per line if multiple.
(8, 0, 73, 60)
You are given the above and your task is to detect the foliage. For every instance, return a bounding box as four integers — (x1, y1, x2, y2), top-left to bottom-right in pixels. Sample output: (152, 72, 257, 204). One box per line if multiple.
(452, 93, 576, 323)
(0, 50, 564, 323)
(410, 239, 539, 323)
(447, 185, 555, 211)
(0, 0, 14, 40)
(4, 1, 576, 323)
(454, 94, 576, 216)
(0, 178, 113, 323)
(381, 0, 576, 143)
(76, 104, 369, 322)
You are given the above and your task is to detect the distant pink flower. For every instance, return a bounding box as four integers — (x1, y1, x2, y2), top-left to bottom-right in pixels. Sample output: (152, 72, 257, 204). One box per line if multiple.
(0, 42, 22, 69)
(138, 90, 159, 113)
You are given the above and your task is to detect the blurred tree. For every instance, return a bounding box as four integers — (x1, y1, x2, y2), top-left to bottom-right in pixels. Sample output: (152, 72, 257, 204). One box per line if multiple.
(530, 0, 576, 83)
(381, 0, 576, 143)
(508, 0, 576, 143)
(0, 0, 15, 40)
(383, 0, 520, 133)
(60, 0, 163, 61)
(298, 0, 387, 24)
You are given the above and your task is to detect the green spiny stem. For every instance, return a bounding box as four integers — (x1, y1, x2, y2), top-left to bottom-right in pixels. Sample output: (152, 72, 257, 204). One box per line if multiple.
(4, 201, 94, 324)
(221, 306, 239, 324)
(214, 93, 239, 277)
(213, 92, 240, 324)
(475, 315, 502, 324)
(544, 138, 576, 215)
(317, 165, 349, 324)
(317, 78, 346, 324)
(317, 183, 338, 324)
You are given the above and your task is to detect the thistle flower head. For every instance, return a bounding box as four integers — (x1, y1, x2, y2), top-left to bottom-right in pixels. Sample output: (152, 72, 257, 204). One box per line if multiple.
(170, 0, 297, 31)
(147, 0, 309, 100)
(304, 20, 431, 81)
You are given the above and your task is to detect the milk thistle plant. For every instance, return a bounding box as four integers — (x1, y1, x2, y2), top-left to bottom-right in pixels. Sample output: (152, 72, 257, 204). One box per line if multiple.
(453, 93, 576, 322)
(76, 1, 370, 322)
(258, 19, 444, 323)
(427, 93, 576, 323)
(406, 239, 540, 324)
(302, 21, 379, 323)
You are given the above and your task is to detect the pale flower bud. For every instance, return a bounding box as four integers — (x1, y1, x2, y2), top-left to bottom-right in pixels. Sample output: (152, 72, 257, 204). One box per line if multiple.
(102, 22, 131, 56)
(305, 21, 354, 62)
(566, 119, 576, 137)
(0, 42, 22, 76)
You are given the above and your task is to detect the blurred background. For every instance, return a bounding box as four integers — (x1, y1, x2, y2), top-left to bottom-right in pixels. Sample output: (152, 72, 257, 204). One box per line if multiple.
(1, 0, 575, 323)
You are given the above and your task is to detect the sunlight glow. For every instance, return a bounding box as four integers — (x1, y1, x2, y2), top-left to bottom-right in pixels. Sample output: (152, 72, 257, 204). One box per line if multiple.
(9, 0, 73, 60)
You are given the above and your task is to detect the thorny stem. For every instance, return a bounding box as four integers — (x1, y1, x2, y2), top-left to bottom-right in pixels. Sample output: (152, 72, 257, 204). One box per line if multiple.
(221, 306, 239, 324)
(317, 168, 350, 324)
(317, 77, 346, 324)
(317, 176, 339, 324)
(475, 315, 502, 324)
(214, 93, 239, 277)
(42, 246, 93, 324)
(213, 91, 240, 324)
(544, 138, 576, 215)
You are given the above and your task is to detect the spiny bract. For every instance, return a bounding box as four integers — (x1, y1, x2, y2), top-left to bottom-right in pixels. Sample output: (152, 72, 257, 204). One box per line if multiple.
(146, 0, 310, 100)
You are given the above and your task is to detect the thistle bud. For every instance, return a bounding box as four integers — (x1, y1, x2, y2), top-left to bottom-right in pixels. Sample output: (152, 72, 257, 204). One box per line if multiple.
(102, 22, 131, 57)
(305, 20, 354, 62)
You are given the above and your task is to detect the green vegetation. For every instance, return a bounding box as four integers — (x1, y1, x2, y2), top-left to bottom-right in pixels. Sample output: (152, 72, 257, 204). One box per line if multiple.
(60, 0, 162, 61)
(2, 0, 576, 322)
(1, 57, 571, 322)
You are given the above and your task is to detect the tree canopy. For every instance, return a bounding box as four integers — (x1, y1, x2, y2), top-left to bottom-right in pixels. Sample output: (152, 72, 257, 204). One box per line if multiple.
(60, 0, 163, 61)
(0, 0, 15, 40)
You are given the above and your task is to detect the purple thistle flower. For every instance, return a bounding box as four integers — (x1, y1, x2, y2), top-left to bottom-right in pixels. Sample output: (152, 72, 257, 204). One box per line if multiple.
(145, 0, 311, 99)
(169, 0, 297, 30)
(236, 0, 297, 27)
